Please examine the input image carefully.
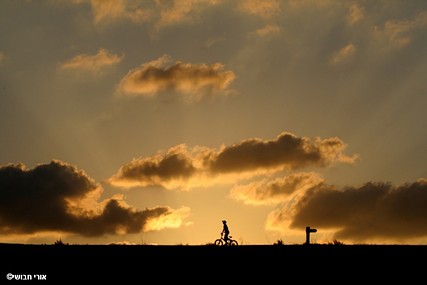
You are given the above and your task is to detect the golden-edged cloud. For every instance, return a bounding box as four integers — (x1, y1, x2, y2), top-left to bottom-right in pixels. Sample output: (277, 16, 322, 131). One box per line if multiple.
(60, 48, 124, 72)
(108, 144, 200, 189)
(116, 54, 236, 101)
(0, 160, 189, 237)
(209, 132, 358, 173)
(108, 132, 358, 190)
(230, 172, 325, 206)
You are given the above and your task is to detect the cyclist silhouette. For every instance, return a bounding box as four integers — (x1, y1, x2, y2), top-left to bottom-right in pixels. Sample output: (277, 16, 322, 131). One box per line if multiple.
(221, 220, 230, 244)
(214, 220, 238, 246)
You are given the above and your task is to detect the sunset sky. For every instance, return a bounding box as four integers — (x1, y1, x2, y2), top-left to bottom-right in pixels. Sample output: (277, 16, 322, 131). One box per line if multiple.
(1, 0, 427, 246)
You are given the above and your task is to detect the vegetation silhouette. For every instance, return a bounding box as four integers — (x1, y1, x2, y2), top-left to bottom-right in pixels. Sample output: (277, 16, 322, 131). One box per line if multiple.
(53, 239, 68, 246)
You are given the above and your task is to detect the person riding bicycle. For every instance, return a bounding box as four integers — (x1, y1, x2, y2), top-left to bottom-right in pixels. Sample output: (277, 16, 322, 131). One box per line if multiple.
(221, 220, 230, 244)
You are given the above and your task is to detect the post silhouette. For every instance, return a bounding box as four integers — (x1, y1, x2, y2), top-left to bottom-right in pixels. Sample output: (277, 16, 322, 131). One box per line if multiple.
(305, 226, 317, 244)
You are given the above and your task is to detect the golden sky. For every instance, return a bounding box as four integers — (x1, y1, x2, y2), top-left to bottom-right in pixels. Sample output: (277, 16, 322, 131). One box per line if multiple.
(1, 0, 427, 245)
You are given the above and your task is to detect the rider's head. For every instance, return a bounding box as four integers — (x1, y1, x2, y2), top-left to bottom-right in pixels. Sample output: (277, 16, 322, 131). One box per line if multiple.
(222, 220, 226, 224)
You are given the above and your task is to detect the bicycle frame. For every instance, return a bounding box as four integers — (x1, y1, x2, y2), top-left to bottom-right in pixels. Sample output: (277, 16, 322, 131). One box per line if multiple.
(214, 233, 238, 246)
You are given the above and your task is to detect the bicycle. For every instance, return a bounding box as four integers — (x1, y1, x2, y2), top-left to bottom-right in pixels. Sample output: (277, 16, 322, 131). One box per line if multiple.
(214, 233, 238, 246)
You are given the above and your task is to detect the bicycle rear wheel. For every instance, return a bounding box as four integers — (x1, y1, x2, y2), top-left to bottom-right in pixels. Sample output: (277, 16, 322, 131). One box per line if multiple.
(214, 239, 224, 246)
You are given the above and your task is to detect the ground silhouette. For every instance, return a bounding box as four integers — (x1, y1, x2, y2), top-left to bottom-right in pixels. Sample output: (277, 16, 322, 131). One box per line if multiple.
(1, 242, 426, 283)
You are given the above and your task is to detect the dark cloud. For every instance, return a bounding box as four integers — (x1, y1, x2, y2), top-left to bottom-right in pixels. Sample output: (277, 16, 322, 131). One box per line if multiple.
(209, 132, 357, 173)
(110, 145, 197, 189)
(0, 160, 184, 236)
(109, 132, 357, 189)
(285, 179, 427, 243)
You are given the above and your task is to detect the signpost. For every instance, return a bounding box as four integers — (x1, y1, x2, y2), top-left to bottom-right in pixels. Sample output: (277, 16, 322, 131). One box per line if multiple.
(305, 226, 317, 244)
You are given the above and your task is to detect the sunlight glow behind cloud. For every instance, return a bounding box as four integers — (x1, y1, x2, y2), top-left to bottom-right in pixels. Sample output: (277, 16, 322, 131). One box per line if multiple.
(230, 172, 325, 206)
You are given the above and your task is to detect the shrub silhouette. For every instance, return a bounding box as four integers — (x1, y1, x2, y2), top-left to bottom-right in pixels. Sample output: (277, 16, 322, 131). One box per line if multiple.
(53, 239, 68, 246)
(327, 239, 344, 245)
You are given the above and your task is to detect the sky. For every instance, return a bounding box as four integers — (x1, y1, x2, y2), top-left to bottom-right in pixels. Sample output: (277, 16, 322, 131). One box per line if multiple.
(0, 0, 427, 246)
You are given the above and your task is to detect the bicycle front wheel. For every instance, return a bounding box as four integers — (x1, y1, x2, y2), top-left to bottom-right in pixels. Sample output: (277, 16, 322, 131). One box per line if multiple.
(229, 239, 238, 246)
(214, 239, 224, 246)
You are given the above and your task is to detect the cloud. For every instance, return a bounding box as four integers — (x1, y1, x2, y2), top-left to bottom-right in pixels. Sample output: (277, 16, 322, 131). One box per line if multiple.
(108, 132, 358, 190)
(208, 132, 358, 173)
(60, 48, 124, 72)
(116, 54, 236, 101)
(266, 178, 427, 244)
(0, 160, 190, 237)
(108, 144, 199, 189)
(346, 3, 365, 26)
(156, 0, 223, 28)
(253, 24, 281, 38)
(204, 37, 226, 48)
(373, 11, 427, 50)
(287, 0, 335, 10)
(75, 0, 222, 28)
(329, 43, 356, 65)
(237, 0, 281, 19)
(89, 0, 153, 24)
(229, 172, 325, 206)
